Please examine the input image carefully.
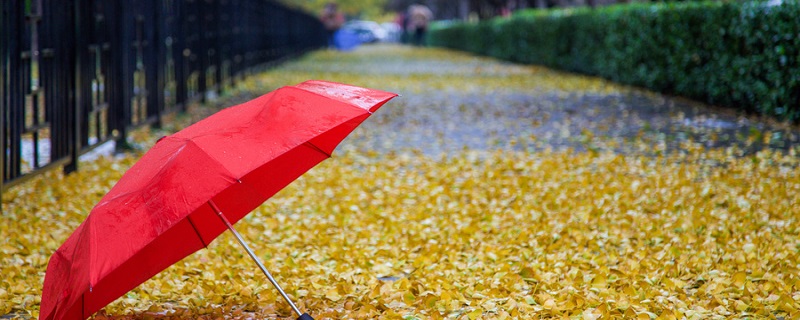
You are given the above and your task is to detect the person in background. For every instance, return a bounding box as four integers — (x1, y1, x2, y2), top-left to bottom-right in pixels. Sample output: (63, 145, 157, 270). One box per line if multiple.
(320, 2, 345, 48)
(408, 3, 432, 46)
(396, 10, 410, 44)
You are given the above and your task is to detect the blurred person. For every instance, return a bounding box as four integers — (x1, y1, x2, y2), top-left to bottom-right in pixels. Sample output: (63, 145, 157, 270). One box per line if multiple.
(320, 2, 345, 48)
(395, 10, 410, 44)
(408, 3, 432, 46)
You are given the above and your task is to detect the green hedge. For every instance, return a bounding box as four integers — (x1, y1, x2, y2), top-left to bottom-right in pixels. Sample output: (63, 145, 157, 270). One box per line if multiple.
(428, 1, 800, 121)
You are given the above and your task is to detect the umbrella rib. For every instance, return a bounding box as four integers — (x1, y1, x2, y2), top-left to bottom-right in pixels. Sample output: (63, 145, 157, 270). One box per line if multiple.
(186, 216, 208, 248)
(303, 141, 332, 158)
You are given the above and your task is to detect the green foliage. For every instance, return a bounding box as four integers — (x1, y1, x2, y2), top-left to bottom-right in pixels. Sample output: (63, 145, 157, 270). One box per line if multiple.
(428, 1, 800, 121)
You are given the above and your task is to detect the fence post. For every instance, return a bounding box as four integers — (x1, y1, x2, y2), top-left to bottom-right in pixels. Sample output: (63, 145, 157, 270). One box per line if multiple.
(216, 0, 222, 91)
(174, 0, 186, 110)
(1, 0, 8, 201)
(153, 0, 165, 127)
(114, 0, 134, 151)
(67, 0, 85, 174)
(197, 0, 207, 102)
(144, 0, 162, 128)
(6, 0, 23, 187)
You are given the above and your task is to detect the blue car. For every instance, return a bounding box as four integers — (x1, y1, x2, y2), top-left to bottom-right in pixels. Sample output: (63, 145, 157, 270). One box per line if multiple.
(340, 20, 388, 43)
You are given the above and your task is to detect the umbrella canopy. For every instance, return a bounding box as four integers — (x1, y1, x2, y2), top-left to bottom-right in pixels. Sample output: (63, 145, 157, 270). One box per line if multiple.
(40, 80, 397, 320)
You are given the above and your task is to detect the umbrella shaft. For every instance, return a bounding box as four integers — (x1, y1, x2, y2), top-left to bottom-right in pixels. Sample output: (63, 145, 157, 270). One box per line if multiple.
(208, 201, 303, 317)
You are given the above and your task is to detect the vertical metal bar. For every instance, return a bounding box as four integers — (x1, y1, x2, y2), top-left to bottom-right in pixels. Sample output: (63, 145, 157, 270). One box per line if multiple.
(206, 200, 304, 318)
(29, 0, 41, 170)
(185, 0, 194, 101)
(68, 0, 79, 170)
(213, 0, 222, 94)
(46, 0, 56, 165)
(231, 0, 241, 83)
(54, 0, 63, 162)
(161, 0, 173, 113)
(9, 0, 23, 181)
(1, 0, 7, 197)
(49, 0, 62, 164)
(223, 0, 234, 88)
(196, 0, 206, 102)
(115, 0, 133, 151)
(152, 0, 164, 127)
(145, 0, 161, 127)
(175, 0, 186, 108)
(109, 0, 124, 149)
(132, 6, 144, 126)
(67, 0, 84, 174)
(45, 0, 55, 163)
(101, 1, 112, 144)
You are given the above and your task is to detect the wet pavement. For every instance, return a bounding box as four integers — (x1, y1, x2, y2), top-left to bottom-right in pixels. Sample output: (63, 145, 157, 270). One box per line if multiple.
(250, 44, 800, 158)
(16, 44, 800, 170)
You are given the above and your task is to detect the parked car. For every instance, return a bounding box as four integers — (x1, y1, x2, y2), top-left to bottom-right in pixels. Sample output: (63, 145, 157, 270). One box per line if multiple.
(340, 20, 388, 43)
(380, 22, 403, 43)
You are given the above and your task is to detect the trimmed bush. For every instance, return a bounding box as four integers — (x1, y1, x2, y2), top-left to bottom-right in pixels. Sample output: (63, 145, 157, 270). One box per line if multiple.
(428, 1, 800, 121)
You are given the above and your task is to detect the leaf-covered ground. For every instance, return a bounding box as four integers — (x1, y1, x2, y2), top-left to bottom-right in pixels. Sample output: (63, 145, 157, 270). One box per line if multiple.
(3, 45, 800, 319)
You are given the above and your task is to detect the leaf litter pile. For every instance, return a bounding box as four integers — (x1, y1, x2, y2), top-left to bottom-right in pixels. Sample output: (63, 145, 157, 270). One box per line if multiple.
(3, 45, 800, 319)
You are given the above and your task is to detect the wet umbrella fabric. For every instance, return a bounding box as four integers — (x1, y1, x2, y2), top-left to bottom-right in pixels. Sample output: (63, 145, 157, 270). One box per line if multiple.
(40, 80, 397, 320)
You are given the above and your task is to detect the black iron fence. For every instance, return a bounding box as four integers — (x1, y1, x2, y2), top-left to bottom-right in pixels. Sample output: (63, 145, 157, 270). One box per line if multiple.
(1, 0, 327, 197)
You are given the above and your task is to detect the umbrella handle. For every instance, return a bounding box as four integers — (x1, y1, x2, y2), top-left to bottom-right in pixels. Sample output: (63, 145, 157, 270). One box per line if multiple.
(208, 200, 314, 320)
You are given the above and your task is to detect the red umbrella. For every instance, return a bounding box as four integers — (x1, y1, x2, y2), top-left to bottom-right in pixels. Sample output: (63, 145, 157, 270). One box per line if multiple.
(40, 80, 397, 320)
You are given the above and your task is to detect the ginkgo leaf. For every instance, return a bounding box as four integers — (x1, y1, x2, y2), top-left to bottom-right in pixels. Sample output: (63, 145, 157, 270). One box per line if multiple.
(3, 44, 800, 320)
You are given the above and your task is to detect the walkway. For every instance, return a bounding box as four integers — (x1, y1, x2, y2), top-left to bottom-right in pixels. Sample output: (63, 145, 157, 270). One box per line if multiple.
(258, 44, 799, 157)
(3, 44, 799, 320)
